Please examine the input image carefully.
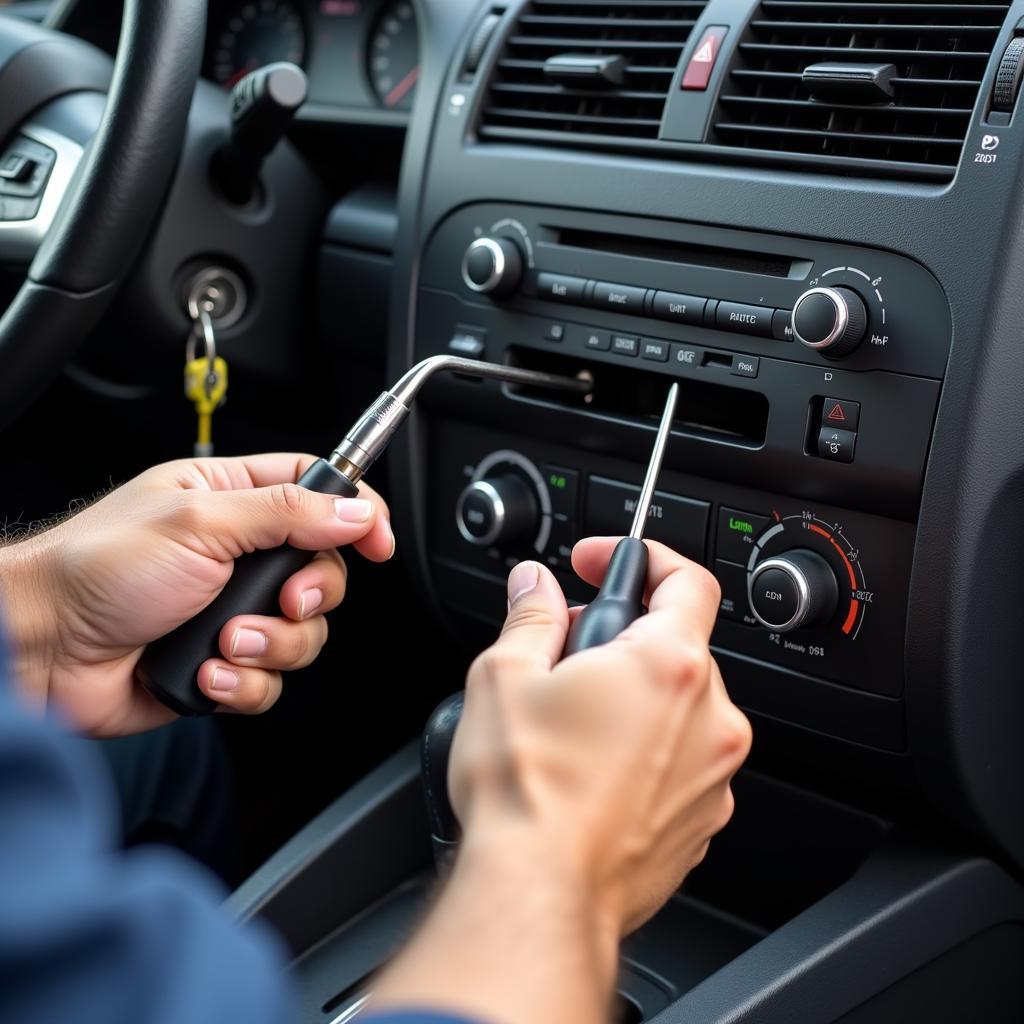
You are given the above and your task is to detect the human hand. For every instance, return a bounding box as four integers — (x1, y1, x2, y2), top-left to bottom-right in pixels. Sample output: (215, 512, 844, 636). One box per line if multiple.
(451, 540, 750, 938)
(0, 454, 393, 736)
(373, 541, 750, 1024)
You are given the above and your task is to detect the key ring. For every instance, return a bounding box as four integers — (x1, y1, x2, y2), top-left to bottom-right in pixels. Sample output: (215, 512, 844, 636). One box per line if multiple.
(186, 308, 219, 398)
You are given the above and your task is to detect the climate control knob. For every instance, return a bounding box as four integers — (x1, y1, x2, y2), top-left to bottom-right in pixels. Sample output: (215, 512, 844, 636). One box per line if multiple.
(791, 286, 868, 357)
(456, 472, 539, 547)
(747, 549, 839, 632)
(461, 236, 524, 298)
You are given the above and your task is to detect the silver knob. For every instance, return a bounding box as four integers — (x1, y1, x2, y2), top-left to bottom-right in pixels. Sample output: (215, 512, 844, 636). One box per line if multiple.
(747, 549, 839, 632)
(461, 237, 524, 298)
(792, 286, 868, 357)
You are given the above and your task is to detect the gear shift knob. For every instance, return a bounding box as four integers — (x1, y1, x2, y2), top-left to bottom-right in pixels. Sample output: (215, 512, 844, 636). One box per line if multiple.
(421, 692, 465, 866)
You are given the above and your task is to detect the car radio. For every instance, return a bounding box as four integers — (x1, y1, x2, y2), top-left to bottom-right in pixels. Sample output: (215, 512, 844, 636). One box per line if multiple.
(409, 202, 949, 753)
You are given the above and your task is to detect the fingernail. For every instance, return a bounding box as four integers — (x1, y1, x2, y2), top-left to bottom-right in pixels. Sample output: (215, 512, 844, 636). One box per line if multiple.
(508, 561, 539, 606)
(335, 498, 372, 523)
(210, 667, 240, 692)
(298, 588, 324, 619)
(231, 628, 268, 658)
(386, 518, 396, 560)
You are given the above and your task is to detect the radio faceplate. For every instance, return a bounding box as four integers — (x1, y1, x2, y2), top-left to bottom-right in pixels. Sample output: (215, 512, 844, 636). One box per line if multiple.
(412, 205, 948, 751)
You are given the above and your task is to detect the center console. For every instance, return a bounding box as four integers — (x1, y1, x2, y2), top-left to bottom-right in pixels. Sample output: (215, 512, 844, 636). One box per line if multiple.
(414, 202, 945, 752)
(249, 0, 1024, 1019)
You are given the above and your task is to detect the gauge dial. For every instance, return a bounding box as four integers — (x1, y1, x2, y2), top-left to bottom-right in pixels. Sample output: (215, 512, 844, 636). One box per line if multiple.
(211, 0, 307, 90)
(367, 1, 420, 110)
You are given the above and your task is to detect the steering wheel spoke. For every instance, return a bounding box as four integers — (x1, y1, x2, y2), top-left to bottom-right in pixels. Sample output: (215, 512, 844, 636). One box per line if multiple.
(0, 124, 83, 264)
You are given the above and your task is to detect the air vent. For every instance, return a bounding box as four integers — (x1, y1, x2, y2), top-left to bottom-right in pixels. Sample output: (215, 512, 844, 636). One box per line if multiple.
(713, 1, 1012, 179)
(479, 0, 708, 142)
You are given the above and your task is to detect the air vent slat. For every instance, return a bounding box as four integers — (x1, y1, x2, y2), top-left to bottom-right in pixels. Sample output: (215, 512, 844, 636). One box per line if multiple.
(480, 0, 706, 142)
(714, 0, 1011, 179)
(720, 95, 973, 117)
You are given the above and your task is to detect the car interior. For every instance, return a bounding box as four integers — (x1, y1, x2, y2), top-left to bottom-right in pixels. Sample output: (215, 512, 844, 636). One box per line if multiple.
(1, 0, 1023, 1020)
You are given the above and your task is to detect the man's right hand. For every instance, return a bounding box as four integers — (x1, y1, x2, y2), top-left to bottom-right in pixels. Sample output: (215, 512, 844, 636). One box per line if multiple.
(451, 538, 752, 938)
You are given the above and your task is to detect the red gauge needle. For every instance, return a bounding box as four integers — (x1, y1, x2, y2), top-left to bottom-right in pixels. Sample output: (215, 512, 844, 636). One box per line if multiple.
(224, 59, 259, 90)
(385, 65, 420, 107)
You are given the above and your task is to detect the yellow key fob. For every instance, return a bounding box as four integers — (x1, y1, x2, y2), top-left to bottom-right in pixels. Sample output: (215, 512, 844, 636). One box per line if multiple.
(184, 356, 229, 414)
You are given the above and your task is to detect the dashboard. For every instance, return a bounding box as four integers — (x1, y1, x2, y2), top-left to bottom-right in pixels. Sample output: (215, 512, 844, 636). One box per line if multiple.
(203, 0, 420, 119)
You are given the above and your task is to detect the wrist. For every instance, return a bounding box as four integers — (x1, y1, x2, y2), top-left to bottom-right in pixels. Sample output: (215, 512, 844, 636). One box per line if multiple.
(0, 533, 61, 703)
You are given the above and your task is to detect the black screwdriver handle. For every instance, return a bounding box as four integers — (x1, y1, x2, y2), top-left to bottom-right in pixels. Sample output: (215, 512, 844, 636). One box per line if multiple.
(137, 459, 359, 717)
(563, 537, 648, 657)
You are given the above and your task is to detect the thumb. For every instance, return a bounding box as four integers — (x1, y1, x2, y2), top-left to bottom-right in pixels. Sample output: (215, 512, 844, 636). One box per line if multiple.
(189, 483, 381, 557)
(489, 561, 570, 675)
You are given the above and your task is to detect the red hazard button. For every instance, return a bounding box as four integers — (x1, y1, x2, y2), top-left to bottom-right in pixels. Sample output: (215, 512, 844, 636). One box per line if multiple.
(821, 397, 860, 432)
(681, 26, 728, 91)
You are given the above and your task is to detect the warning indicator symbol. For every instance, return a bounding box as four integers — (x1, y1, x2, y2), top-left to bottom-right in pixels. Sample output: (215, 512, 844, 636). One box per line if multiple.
(693, 40, 715, 63)
(826, 402, 847, 422)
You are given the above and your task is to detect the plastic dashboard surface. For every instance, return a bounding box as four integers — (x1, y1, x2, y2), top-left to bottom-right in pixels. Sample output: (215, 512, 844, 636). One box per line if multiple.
(382, 0, 1024, 870)
(202, 0, 419, 123)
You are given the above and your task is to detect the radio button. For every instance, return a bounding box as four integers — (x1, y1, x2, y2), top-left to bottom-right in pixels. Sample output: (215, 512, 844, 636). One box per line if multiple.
(586, 476, 709, 564)
(731, 354, 759, 378)
(716, 302, 773, 337)
(817, 426, 857, 463)
(640, 338, 670, 362)
(717, 507, 769, 565)
(537, 272, 587, 303)
(651, 290, 706, 325)
(772, 309, 795, 342)
(592, 281, 647, 314)
(612, 334, 639, 357)
(541, 465, 580, 521)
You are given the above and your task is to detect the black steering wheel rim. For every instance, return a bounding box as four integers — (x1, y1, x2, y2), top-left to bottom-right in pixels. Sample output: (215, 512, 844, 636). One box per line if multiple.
(0, 0, 206, 430)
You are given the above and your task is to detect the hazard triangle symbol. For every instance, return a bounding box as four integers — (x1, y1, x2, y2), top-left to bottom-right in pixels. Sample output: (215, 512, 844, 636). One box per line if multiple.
(693, 39, 715, 63)
(826, 402, 847, 423)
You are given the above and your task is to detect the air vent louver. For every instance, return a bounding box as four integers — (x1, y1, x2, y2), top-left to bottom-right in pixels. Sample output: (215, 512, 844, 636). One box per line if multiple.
(480, 0, 708, 141)
(714, 0, 1012, 179)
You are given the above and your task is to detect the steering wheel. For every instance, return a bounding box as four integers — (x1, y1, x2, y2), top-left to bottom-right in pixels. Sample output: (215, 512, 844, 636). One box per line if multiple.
(0, 0, 205, 430)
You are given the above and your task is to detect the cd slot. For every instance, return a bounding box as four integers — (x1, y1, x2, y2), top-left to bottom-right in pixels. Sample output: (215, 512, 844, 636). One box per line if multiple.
(551, 227, 801, 279)
(506, 346, 768, 448)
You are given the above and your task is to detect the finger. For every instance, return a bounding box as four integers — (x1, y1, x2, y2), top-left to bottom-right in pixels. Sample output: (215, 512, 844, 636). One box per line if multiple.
(278, 549, 348, 621)
(572, 537, 720, 641)
(470, 561, 570, 684)
(218, 613, 329, 671)
(177, 481, 394, 561)
(197, 660, 283, 714)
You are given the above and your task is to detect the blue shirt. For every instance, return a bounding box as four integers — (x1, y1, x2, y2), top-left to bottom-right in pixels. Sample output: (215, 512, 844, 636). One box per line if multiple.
(0, 627, 477, 1024)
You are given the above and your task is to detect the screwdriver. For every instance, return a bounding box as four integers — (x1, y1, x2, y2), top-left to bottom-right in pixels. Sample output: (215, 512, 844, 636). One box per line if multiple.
(137, 355, 591, 717)
(563, 382, 679, 656)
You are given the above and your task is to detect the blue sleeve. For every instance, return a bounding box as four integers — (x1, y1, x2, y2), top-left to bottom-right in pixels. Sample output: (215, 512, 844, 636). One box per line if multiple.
(0, 628, 293, 1024)
(362, 1016, 487, 1024)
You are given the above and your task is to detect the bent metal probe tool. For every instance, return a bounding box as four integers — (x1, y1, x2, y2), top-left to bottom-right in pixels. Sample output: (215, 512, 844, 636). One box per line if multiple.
(138, 355, 591, 716)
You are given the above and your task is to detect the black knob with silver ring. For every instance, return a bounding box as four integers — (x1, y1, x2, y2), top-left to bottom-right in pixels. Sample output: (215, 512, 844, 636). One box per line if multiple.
(456, 473, 538, 547)
(461, 237, 524, 298)
(748, 549, 839, 632)
(791, 286, 868, 357)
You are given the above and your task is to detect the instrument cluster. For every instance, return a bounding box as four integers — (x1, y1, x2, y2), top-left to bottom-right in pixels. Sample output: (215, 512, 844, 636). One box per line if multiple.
(203, 0, 420, 115)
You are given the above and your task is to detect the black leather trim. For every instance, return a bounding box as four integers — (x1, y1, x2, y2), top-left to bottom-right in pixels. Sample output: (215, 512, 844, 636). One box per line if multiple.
(30, 0, 206, 293)
(0, 1, 205, 428)
(420, 692, 465, 843)
(0, 18, 112, 144)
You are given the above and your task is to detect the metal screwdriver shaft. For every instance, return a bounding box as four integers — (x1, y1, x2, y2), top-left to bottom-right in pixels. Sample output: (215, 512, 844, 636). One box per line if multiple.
(564, 382, 680, 656)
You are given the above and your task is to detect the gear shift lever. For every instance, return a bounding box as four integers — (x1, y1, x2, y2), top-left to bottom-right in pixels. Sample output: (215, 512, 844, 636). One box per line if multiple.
(421, 692, 465, 865)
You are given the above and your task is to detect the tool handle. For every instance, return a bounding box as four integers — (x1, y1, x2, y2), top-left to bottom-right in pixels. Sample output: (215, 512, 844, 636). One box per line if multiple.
(563, 537, 649, 656)
(137, 459, 359, 717)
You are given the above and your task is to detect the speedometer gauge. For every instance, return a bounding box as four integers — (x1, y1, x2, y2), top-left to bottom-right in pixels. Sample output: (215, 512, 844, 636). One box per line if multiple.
(211, 0, 307, 90)
(367, 1, 420, 110)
